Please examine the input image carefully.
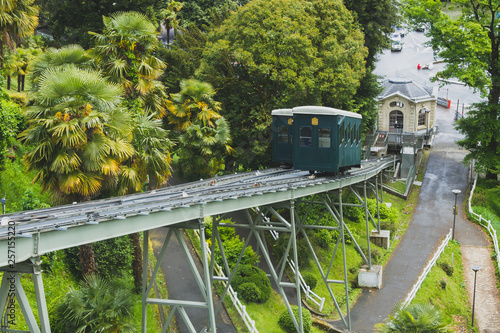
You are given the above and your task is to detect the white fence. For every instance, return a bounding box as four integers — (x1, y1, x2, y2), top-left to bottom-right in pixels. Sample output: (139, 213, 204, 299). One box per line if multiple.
(402, 229, 452, 307)
(193, 230, 258, 333)
(468, 177, 500, 271)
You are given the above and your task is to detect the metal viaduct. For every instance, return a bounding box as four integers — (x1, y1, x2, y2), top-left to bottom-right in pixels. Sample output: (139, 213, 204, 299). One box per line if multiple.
(0, 156, 396, 333)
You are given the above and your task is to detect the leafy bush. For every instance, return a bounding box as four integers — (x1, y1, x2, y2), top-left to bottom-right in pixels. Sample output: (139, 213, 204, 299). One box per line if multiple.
(278, 305, 312, 333)
(302, 272, 317, 290)
(52, 275, 136, 333)
(313, 229, 335, 249)
(438, 262, 454, 276)
(213, 236, 259, 269)
(238, 282, 261, 302)
(232, 265, 271, 303)
(204, 217, 236, 243)
(63, 236, 134, 281)
(439, 280, 447, 290)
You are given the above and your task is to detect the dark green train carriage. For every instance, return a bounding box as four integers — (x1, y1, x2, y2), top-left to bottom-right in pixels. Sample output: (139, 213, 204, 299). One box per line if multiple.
(291, 106, 362, 173)
(271, 109, 294, 165)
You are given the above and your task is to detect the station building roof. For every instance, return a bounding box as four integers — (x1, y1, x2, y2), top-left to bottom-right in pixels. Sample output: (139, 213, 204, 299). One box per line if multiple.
(378, 77, 437, 103)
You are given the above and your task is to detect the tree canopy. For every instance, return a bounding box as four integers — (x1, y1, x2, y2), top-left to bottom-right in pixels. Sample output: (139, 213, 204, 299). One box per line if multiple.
(197, 0, 367, 169)
(404, 0, 500, 177)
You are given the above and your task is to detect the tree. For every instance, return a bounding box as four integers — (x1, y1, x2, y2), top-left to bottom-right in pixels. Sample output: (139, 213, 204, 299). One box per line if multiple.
(89, 11, 174, 291)
(54, 274, 136, 333)
(167, 79, 233, 180)
(19, 65, 134, 275)
(158, 1, 183, 45)
(0, 0, 39, 57)
(376, 303, 448, 332)
(404, 0, 500, 178)
(89, 11, 169, 117)
(198, 0, 367, 170)
(37, 0, 164, 48)
(177, 0, 246, 29)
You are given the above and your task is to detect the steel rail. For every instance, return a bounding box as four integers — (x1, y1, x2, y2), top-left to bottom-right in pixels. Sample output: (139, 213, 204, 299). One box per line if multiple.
(0, 156, 396, 267)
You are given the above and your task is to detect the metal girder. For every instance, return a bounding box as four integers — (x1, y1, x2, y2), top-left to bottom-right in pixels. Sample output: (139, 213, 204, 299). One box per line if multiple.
(0, 258, 50, 333)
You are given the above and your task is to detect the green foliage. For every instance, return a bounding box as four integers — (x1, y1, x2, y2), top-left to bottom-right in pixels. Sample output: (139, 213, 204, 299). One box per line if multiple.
(40, 0, 164, 48)
(302, 272, 318, 290)
(0, 98, 25, 165)
(313, 229, 334, 249)
(376, 303, 448, 332)
(438, 262, 454, 276)
(274, 234, 310, 268)
(63, 236, 133, 281)
(198, 0, 367, 170)
(0, 159, 51, 213)
(439, 280, 447, 290)
(232, 265, 271, 303)
(278, 305, 312, 333)
(404, 0, 500, 178)
(237, 282, 261, 303)
(53, 274, 136, 333)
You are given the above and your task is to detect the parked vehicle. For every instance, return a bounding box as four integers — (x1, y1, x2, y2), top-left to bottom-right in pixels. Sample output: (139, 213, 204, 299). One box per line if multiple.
(391, 39, 403, 52)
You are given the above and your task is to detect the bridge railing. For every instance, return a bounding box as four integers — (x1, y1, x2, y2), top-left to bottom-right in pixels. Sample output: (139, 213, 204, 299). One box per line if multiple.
(193, 230, 258, 333)
(402, 229, 452, 307)
(468, 177, 500, 271)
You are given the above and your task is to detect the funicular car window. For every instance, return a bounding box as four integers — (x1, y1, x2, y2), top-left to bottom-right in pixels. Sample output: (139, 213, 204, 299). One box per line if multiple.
(339, 124, 344, 146)
(300, 127, 312, 147)
(278, 126, 288, 143)
(319, 128, 331, 148)
(351, 124, 355, 146)
(346, 123, 350, 146)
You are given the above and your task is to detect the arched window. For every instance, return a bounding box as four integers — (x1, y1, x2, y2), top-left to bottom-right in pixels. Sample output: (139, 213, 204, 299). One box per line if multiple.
(389, 110, 404, 131)
(389, 101, 404, 108)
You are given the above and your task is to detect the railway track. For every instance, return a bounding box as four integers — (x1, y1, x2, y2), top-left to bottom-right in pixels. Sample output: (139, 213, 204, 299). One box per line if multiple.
(0, 156, 396, 240)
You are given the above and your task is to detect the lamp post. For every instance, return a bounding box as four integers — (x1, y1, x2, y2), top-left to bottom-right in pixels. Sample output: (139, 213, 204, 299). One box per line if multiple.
(471, 265, 481, 327)
(452, 189, 461, 240)
(425, 109, 431, 147)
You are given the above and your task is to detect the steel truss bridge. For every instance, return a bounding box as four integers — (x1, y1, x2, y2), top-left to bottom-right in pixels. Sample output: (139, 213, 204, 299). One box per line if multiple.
(0, 156, 396, 333)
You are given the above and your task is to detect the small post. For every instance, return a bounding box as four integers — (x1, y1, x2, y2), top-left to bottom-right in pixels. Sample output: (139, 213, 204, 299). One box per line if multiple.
(471, 265, 481, 327)
(452, 189, 461, 240)
(1, 197, 5, 214)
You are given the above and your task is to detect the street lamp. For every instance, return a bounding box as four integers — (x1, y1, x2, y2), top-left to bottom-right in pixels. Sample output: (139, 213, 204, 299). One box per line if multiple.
(452, 189, 461, 240)
(425, 109, 431, 147)
(471, 265, 481, 327)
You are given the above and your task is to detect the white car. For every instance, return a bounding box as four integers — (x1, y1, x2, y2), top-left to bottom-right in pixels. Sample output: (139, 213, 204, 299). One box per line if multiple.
(391, 39, 403, 52)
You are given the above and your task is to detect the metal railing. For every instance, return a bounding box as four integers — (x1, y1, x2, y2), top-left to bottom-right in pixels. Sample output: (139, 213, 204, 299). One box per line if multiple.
(193, 230, 258, 333)
(402, 229, 452, 306)
(468, 177, 500, 271)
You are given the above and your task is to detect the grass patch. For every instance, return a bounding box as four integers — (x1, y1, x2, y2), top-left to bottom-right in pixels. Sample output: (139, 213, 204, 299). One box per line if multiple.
(411, 240, 473, 331)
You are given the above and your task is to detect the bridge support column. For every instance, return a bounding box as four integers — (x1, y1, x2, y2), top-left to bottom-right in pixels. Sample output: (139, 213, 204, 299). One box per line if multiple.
(0, 257, 50, 333)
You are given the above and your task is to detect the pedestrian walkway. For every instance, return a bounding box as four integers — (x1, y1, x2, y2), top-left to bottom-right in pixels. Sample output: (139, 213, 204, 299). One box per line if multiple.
(348, 104, 500, 332)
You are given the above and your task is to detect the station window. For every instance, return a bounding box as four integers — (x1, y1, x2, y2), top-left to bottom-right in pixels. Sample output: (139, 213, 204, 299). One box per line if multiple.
(390, 101, 405, 108)
(278, 126, 288, 143)
(300, 126, 312, 147)
(319, 128, 331, 148)
(418, 110, 426, 126)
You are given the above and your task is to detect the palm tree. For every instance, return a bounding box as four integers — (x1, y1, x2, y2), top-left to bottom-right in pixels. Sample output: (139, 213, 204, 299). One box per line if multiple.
(89, 11, 168, 117)
(168, 79, 233, 180)
(30, 44, 93, 91)
(158, 1, 183, 45)
(56, 274, 136, 333)
(0, 0, 39, 57)
(89, 11, 175, 291)
(19, 65, 134, 276)
(376, 303, 449, 332)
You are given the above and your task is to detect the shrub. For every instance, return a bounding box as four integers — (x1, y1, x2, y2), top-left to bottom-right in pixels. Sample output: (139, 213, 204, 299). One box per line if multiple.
(439, 280, 447, 289)
(278, 306, 312, 333)
(213, 236, 259, 269)
(232, 265, 271, 303)
(438, 262, 454, 276)
(302, 272, 317, 290)
(313, 229, 334, 249)
(238, 282, 261, 302)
